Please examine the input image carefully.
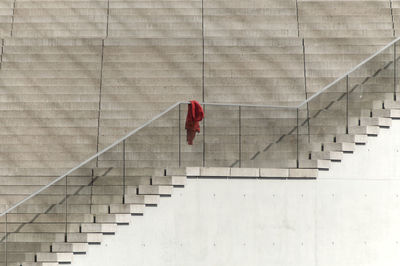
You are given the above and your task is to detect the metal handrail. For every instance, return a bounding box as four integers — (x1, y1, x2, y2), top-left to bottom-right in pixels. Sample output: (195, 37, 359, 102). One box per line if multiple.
(0, 101, 294, 217)
(297, 36, 400, 108)
(2, 36, 399, 217)
(184, 102, 297, 109)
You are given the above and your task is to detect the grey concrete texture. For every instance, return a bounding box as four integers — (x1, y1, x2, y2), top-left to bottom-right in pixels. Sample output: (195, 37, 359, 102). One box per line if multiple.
(0, 166, 188, 264)
(0, 1, 398, 263)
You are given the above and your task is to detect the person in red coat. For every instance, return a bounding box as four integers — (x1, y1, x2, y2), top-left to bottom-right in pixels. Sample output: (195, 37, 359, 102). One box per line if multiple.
(185, 100, 204, 145)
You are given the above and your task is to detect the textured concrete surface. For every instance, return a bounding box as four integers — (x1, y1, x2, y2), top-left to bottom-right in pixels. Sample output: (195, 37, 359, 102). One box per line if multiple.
(0, 0, 396, 174)
(73, 121, 400, 266)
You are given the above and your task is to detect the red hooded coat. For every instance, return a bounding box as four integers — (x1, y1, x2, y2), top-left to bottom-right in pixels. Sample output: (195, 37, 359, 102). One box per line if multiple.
(185, 100, 204, 145)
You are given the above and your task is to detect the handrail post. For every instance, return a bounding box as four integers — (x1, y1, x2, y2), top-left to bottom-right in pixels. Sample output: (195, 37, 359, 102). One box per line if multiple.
(5, 213, 7, 266)
(346, 75, 349, 134)
(90, 169, 94, 215)
(202, 105, 206, 167)
(65, 176, 68, 242)
(178, 104, 181, 168)
(395, 43, 397, 101)
(238, 106, 242, 168)
(122, 140, 126, 204)
(296, 108, 299, 168)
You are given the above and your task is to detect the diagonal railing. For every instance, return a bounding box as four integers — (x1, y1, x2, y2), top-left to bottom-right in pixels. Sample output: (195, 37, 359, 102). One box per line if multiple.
(2, 21, 398, 221)
(0, 35, 400, 264)
(1, 36, 400, 217)
(300, 36, 400, 107)
(0, 101, 297, 216)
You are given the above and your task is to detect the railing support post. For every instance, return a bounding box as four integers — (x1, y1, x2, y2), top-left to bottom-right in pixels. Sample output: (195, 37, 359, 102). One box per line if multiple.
(202, 105, 206, 167)
(239, 106, 242, 168)
(296, 108, 299, 168)
(346, 75, 349, 134)
(122, 140, 126, 204)
(5, 213, 7, 266)
(65, 176, 68, 242)
(178, 104, 181, 168)
(90, 169, 94, 214)
(395, 43, 397, 101)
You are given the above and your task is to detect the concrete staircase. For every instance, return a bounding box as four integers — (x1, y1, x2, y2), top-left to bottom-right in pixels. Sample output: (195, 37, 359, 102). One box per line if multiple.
(0, 0, 399, 265)
(2, 86, 400, 265)
(0, 167, 187, 265)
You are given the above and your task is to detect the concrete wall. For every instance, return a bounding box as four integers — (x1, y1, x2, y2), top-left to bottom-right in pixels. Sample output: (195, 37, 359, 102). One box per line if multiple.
(72, 120, 400, 266)
(0, 0, 397, 176)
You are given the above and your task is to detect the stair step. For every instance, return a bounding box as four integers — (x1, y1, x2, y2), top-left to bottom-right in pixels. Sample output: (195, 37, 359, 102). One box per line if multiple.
(6, 233, 65, 243)
(348, 125, 379, 135)
(186, 167, 200, 176)
(81, 223, 117, 234)
(152, 175, 186, 186)
(0, 223, 80, 233)
(22, 263, 58, 266)
(230, 168, 260, 178)
(6, 213, 94, 223)
(383, 100, 400, 109)
(259, 168, 289, 178)
(298, 159, 330, 170)
(359, 117, 391, 127)
(310, 151, 343, 161)
(95, 214, 130, 224)
(288, 169, 318, 179)
(36, 252, 73, 263)
(0, 242, 50, 253)
(138, 185, 173, 196)
(51, 242, 87, 253)
(372, 108, 400, 118)
(0, 252, 36, 262)
(110, 203, 145, 215)
(124, 194, 159, 205)
(200, 167, 231, 177)
(165, 167, 186, 176)
(335, 134, 367, 144)
(67, 233, 102, 244)
(324, 142, 355, 152)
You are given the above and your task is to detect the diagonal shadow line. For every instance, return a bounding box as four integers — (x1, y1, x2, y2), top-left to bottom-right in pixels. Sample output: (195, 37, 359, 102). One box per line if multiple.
(0, 167, 113, 243)
(242, 56, 398, 164)
(103, 1, 203, 150)
(203, 0, 301, 104)
(2, 0, 106, 172)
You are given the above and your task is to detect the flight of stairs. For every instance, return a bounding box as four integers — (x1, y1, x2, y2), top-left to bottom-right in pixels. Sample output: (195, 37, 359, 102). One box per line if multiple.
(0, 167, 187, 265)
(2, 92, 400, 264)
(0, 0, 399, 265)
